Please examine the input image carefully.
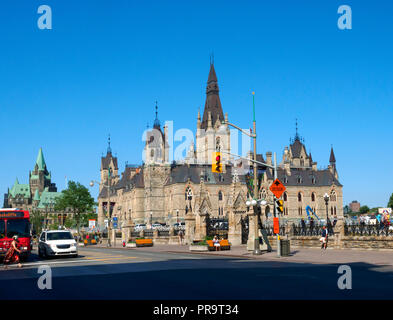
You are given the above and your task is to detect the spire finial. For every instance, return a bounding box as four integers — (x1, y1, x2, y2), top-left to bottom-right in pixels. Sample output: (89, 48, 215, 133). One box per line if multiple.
(294, 118, 300, 141)
(153, 101, 161, 128)
(210, 52, 214, 65)
(107, 134, 112, 154)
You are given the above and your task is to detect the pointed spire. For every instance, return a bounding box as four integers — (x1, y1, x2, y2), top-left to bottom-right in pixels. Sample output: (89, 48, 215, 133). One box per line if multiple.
(294, 118, 300, 141)
(35, 148, 46, 171)
(330, 146, 336, 163)
(309, 152, 313, 163)
(201, 62, 224, 130)
(14, 177, 19, 185)
(107, 134, 112, 154)
(153, 100, 161, 129)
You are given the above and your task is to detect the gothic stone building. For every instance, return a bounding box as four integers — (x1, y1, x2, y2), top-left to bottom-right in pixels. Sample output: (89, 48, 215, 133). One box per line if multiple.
(3, 148, 66, 225)
(97, 63, 343, 242)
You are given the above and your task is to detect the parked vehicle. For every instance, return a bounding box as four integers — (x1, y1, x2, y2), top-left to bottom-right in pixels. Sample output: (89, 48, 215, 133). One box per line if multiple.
(38, 230, 78, 258)
(151, 223, 162, 230)
(134, 224, 147, 231)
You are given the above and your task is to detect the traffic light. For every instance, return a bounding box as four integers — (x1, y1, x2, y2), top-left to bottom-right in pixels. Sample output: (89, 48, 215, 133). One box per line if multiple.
(276, 199, 284, 214)
(212, 152, 222, 173)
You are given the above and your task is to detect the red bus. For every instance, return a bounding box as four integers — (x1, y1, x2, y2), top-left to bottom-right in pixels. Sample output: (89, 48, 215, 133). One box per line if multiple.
(0, 208, 32, 261)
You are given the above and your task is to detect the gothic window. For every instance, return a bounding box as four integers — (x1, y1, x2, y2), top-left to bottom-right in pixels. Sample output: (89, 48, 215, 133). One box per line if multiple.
(330, 190, 337, 202)
(260, 189, 267, 200)
(311, 192, 316, 202)
(331, 207, 334, 215)
(283, 192, 288, 202)
(298, 192, 302, 202)
(311, 176, 316, 184)
(150, 149, 154, 159)
(334, 207, 337, 215)
(218, 191, 223, 201)
(216, 137, 221, 152)
(298, 207, 302, 216)
(185, 187, 193, 201)
(297, 176, 303, 184)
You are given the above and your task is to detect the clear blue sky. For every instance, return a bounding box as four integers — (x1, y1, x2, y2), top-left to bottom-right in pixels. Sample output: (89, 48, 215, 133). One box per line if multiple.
(0, 0, 392, 208)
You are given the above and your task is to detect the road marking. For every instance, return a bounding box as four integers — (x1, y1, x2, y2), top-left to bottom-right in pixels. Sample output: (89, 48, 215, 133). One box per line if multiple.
(86, 256, 137, 262)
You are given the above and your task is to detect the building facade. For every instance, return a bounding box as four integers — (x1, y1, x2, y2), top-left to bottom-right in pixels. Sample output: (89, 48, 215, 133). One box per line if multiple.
(3, 148, 67, 226)
(97, 63, 344, 239)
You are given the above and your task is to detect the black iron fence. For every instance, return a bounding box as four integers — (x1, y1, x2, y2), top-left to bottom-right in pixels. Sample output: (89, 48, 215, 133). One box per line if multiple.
(144, 230, 154, 238)
(158, 230, 170, 237)
(344, 223, 393, 236)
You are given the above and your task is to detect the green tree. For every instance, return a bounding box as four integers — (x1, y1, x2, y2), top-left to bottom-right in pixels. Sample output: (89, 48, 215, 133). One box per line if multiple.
(30, 209, 44, 236)
(388, 193, 393, 210)
(359, 205, 370, 214)
(54, 181, 95, 235)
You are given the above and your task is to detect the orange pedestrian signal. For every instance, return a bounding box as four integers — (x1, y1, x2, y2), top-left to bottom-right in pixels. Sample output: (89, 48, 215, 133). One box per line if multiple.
(212, 152, 222, 173)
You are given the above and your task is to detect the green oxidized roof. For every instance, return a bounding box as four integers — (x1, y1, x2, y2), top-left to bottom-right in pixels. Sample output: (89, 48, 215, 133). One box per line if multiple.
(9, 178, 30, 199)
(35, 148, 47, 171)
(37, 188, 61, 209)
(33, 189, 40, 201)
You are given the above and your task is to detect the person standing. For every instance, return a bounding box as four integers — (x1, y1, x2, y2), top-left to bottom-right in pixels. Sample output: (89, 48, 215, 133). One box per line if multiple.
(320, 226, 328, 250)
(4, 236, 22, 269)
(178, 230, 184, 245)
(301, 218, 306, 235)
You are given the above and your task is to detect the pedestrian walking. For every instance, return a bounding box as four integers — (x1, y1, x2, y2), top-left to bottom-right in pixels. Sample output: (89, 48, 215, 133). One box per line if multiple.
(178, 229, 184, 245)
(320, 226, 328, 250)
(3, 236, 22, 269)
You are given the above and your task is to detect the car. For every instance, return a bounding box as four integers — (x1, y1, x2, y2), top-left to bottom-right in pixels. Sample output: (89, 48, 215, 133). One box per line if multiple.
(38, 230, 78, 258)
(151, 223, 162, 230)
(134, 224, 147, 231)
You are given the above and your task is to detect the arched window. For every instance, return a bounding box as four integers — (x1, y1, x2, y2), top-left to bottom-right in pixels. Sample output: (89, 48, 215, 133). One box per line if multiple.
(330, 190, 337, 202)
(311, 193, 316, 202)
(216, 137, 221, 152)
(297, 176, 303, 184)
(218, 191, 223, 201)
(331, 207, 334, 215)
(298, 192, 302, 202)
(311, 176, 316, 184)
(150, 149, 154, 158)
(298, 207, 302, 216)
(334, 207, 337, 215)
(185, 187, 193, 201)
(260, 189, 267, 200)
(283, 192, 288, 202)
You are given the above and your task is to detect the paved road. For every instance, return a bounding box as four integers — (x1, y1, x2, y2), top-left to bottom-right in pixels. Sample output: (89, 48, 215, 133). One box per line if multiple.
(0, 246, 392, 299)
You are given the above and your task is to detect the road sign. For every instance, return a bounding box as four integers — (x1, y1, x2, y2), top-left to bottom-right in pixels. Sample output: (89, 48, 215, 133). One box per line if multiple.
(269, 179, 286, 199)
(273, 217, 279, 234)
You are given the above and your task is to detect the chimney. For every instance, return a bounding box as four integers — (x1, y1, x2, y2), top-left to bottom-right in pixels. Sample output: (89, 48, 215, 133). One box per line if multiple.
(266, 152, 272, 166)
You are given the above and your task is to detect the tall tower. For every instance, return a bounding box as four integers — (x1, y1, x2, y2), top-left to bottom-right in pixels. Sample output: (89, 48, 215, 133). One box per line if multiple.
(100, 135, 119, 192)
(29, 148, 57, 197)
(144, 102, 169, 165)
(196, 62, 230, 164)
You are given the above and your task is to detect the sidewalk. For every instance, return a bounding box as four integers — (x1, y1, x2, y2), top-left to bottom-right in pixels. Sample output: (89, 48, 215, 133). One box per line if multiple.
(90, 242, 393, 267)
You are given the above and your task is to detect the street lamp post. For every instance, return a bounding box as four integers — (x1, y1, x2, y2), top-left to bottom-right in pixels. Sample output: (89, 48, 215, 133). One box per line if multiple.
(223, 92, 262, 255)
(177, 210, 179, 224)
(324, 193, 329, 225)
(90, 177, 113, 247)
